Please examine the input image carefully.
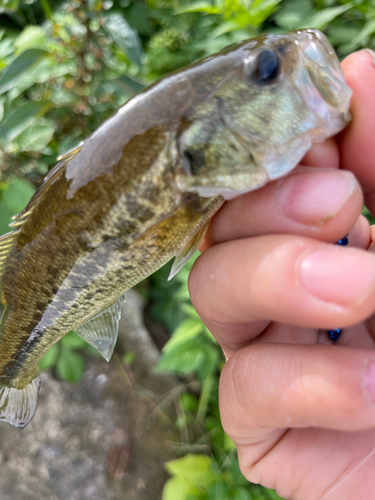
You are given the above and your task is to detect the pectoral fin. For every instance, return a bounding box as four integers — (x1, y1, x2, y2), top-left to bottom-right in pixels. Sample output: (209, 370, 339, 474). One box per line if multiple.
(75, 298, 123, 361)
(168, 222, 209, 281)
(0, 376, 41, 428)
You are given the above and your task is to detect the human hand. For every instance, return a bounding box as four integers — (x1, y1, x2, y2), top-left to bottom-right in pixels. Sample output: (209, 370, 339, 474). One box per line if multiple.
(188, 50, 375, 500)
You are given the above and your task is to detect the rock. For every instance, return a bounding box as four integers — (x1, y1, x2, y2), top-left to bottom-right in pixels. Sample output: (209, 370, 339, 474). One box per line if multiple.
(118, 290, 177, 392)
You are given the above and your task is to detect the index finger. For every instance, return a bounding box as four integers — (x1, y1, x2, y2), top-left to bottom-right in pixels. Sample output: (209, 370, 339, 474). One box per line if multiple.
(339, 50, 375, 213)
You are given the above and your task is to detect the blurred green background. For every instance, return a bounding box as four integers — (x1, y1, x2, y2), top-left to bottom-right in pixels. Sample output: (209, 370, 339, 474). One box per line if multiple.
(0, 0, 374, 499)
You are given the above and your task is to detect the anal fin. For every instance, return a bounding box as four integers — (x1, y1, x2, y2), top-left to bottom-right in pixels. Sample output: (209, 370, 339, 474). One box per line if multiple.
(74, 299, 122, 361)
(0, 376, 41, 429)
(168, 222, 209, 281)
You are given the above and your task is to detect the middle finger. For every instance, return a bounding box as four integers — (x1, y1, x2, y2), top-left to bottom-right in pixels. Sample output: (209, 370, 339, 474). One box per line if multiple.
(189, 235, 375, 353)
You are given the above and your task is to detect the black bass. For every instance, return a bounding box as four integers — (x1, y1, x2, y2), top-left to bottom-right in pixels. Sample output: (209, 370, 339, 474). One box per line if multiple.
(0, 29, 351, 427)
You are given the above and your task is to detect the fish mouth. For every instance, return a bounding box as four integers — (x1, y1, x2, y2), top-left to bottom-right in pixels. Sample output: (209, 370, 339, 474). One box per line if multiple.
(292, 29, 352, 132)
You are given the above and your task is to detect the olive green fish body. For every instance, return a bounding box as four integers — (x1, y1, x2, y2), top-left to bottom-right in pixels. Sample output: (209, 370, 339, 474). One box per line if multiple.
(0, 126, 221, 380)
(0, 29, 352, 427)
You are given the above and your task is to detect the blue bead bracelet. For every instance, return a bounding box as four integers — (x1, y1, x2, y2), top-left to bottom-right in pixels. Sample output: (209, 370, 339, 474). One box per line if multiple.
(327, 235, 348, 343)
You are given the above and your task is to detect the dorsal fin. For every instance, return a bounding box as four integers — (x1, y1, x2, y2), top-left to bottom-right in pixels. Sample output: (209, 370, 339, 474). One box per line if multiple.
(0, 230, 20, 279)
(12, 142, 83, 222)
(56, 141, 84, 162)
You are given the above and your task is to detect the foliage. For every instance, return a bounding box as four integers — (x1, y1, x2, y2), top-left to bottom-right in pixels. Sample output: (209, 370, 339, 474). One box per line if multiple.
(0, 175, 34, 233)
(148, 256, 284, 499)
(0, 1, 374, 499)
(163, 454, 284, 500)
(39, 330, 100, 382)
(363, 206, 375, 225)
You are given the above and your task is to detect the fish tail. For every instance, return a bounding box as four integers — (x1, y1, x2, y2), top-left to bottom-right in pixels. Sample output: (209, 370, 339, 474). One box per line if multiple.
(0, 376, 41, 428)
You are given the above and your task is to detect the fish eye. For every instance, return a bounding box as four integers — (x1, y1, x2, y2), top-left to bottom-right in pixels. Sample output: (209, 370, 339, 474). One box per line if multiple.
(247, 49, 280, 84)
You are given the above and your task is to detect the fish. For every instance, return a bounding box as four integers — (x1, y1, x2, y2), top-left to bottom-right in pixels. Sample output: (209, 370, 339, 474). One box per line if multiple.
(0, 28, 351, 428)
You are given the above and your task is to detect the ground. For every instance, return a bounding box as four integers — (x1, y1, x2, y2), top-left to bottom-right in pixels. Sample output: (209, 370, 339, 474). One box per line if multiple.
(0, 291, 179, 500)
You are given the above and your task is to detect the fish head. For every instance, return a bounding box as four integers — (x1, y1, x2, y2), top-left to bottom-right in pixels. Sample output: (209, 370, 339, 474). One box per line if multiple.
(175, 29, 351, 200)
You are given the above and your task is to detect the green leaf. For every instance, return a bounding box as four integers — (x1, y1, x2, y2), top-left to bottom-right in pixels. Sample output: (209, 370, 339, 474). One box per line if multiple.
(181, 303, 201, 318)
(274, 0, 313, 30)
(248, 0, 282, 26)
(105, 13, 143, 67)
(162, 476, 198, 500)
(0, 49, 48, 95)
(353, 19, 375, 45)
(196, 375, 215, 424)
(198, 347, 219, 380)
(165, 454, 216, 490)
(56, 347, 85, 383)
(0, 37, 15, 61)
(0, 101, 50, 143)
(0, 0, 20, 13)
(51, 88, 77, 107)
(14, 27, 47, 52)
(126, 3, 153, 36)
(17, 124, 55, 152)
(175, 2, 220, 14)
(327, 26, 361, 46)
(39, 343, 60, 371)
(301, 4, 353, 30)
(180, 392, 199, 413)
(163, 317, 205, 354)
(7, 58, 59, 101)
(40, 0, 53, 19)
(157, 338, 205, 374)
(211, 20, 240, 38)
(2, 177, 35, 214)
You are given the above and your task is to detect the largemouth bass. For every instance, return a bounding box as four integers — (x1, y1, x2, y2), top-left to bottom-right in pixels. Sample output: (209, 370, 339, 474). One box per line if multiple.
(0, 28, 351, 427)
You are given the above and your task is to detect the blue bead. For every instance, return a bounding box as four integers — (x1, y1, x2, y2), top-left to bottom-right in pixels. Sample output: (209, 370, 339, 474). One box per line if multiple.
(327, 328, 342, 342)
(335, 234, 348, 246)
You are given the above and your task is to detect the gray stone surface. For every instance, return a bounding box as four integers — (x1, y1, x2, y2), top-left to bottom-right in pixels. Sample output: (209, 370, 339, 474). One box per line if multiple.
(0, 291, 178, 500)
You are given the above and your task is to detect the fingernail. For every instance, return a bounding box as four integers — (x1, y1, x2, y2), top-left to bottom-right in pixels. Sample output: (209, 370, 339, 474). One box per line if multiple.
(365, 360, 375, 405)
(299, 246, 375, 305)
(277, 170, 357, 226)
(362, 49, 375, 67)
